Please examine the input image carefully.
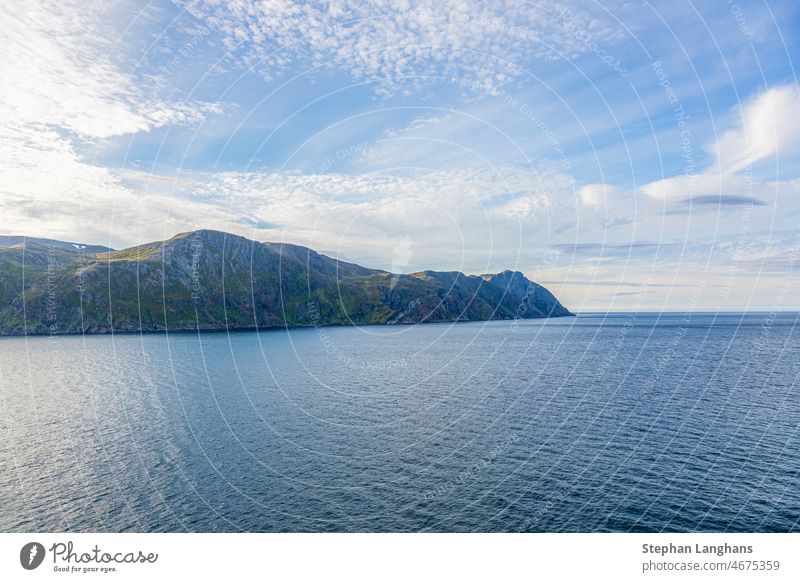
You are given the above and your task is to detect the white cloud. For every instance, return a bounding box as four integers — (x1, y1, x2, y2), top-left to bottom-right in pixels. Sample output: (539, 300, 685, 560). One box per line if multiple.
(713, 84, 800, 174)
(180, 0, 621, 95)
(641, 172, 753, 201)
(579, 183, 615, 206)
(197, 165, 575, 222)
(642, 84, 800, 201)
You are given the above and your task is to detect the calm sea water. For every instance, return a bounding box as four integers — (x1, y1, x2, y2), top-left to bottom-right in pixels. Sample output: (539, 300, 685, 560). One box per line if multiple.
(1, 312, 798, 532)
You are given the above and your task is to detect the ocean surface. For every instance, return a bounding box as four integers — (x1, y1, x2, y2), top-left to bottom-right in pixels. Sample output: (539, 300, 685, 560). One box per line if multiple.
(1, 312, 798, 532)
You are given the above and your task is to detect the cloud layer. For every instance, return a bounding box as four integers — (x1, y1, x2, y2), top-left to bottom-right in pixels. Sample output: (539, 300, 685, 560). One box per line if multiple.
(180, 0, 620, 94)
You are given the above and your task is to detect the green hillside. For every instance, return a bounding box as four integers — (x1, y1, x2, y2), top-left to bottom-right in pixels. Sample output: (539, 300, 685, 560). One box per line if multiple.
(0, 230, 572, 335)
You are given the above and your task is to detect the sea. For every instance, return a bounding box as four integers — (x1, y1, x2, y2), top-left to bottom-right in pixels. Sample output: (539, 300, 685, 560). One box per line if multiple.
(1, 312, 798, 532)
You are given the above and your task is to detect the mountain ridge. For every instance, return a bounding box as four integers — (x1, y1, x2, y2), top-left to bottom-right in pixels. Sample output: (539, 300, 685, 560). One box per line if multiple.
(0, 229, 572, 335)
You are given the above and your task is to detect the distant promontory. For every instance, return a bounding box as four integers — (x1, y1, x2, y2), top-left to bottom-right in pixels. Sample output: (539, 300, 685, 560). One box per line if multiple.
(0, 230, 572, 336)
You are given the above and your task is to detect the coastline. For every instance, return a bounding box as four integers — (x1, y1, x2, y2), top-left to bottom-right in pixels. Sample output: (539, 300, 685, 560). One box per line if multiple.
(0, 311, 576, 339)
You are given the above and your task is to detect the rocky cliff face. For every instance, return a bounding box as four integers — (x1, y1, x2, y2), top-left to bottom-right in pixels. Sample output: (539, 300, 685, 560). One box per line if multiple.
(0, 230, 572, 335)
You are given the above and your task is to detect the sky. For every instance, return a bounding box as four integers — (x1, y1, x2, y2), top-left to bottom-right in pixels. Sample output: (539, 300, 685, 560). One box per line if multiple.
(1, 0, 799, 311)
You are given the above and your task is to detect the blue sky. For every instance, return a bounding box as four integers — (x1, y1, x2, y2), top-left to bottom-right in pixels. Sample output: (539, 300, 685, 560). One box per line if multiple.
(2, 0, 800, 310)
